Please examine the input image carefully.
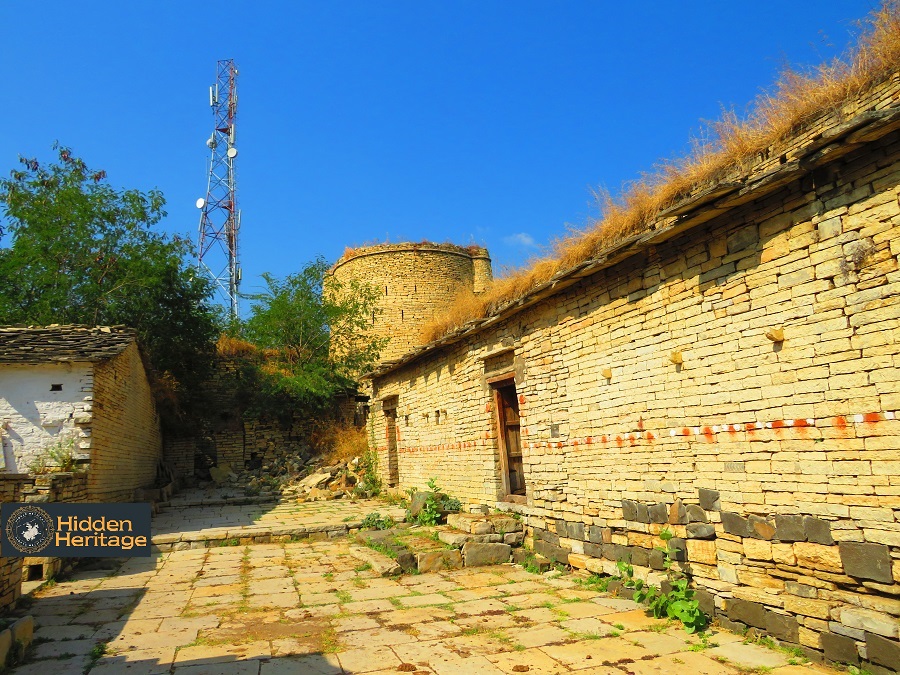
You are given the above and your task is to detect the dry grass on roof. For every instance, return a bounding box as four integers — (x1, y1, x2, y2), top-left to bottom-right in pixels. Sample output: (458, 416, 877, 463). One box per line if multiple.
(419, 2, 900, 346)
(216, 333, 259, 358)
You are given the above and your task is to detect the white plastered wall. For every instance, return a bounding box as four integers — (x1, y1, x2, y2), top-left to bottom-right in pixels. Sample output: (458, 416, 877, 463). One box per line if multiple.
(0, 363, 93, 473)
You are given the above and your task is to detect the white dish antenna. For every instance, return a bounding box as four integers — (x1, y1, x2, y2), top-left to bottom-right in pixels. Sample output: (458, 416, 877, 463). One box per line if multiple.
(227, 147, 238, 158)
(195, 198, 206, 209)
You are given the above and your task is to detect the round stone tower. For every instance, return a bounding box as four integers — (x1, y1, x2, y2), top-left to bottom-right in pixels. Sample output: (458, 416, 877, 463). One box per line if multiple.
(329, 242, 492, 362)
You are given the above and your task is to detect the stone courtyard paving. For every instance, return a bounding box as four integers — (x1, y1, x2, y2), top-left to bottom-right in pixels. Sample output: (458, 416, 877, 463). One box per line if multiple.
(151, 491, 408, 546)
(8, 536, 839, 675)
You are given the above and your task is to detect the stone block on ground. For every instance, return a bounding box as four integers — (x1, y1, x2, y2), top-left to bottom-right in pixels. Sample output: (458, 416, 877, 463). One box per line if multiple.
(438, 530, 470, 548)
(504, 531, 525, 546)
(534, 539, 570, 565)
(462, 542, 511, 567)
(348, 544, 400, 577)
(416, 550, 462, 573)
(765, 610, 799, 642)
(513, 549, 550, 571)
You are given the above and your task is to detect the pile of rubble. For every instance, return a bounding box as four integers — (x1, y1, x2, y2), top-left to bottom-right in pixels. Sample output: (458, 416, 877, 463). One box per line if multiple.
(207, 454, 375, 503)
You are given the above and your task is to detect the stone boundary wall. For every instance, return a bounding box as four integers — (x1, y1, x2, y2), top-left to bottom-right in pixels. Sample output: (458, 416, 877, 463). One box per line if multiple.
(21, 473, 88, 585)
(329, 243, 492, 362)
(22, 472, 88, 504)
(0, 474, 27, 614)
(369, 79, 900, 671)
(0, 362, 93, 473)
(163, 357, 354, 482)
(89, 342, 162, 501)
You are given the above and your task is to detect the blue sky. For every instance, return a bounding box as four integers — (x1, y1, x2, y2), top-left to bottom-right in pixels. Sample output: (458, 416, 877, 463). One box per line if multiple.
(0, 1, 881, 313)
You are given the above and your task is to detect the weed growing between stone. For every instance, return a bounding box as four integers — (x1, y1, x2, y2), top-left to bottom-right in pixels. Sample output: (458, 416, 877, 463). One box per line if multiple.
(360, 512, 395, 530)
(575, 528, 709, 634)
(405, 478, 462, 526)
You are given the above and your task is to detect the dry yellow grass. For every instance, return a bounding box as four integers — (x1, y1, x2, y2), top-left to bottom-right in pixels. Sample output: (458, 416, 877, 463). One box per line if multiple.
(419, 2, 900, 345)
(310, 421, 369, 464)
(216, 333, 259, 358)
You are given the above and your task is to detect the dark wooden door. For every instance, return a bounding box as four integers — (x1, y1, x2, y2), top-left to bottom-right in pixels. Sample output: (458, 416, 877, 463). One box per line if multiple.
(385, 409, 399, 487)
(497, 384, 524, 495)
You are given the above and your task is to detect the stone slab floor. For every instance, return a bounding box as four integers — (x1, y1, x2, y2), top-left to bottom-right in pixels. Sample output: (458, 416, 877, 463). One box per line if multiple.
(152, 497, 407, 542)
(8, 538, 837, 675)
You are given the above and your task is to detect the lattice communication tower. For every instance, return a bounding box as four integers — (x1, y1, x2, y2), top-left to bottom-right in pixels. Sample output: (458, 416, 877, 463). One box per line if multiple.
(197, 59, 241, 318)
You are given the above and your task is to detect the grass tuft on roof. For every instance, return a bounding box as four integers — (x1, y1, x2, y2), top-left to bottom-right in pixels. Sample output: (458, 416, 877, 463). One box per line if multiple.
(419, 2, 900, 346)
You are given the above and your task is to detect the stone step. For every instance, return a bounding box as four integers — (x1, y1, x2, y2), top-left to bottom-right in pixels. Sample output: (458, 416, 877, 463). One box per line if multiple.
(445, 513, 524, 536)
(348, 545, 401, 577)
(437, 526, 525, 548)
(151, 521, 359, 551)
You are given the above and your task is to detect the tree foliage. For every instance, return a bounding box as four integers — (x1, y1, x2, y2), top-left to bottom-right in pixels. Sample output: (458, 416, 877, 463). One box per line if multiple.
(240, 258, 387, 409)
(0, 146, 221, 421)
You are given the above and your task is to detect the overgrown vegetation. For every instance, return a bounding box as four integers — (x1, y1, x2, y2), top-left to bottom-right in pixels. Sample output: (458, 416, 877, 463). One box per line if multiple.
(310, 421, 368, 465)
(27, 435, 83, 474)
(360, 512, 396, 530)
(578, 528, 709, 634)
(0, 146, 221, 428)
(231, 257, 387, 414)
(405, 478, 462, 526)
(354, 446, 382, 496)
(419, 3, 900, 343)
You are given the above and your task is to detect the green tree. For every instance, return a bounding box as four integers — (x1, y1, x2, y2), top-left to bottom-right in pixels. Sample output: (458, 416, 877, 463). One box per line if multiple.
(0, 145, 221, 421)
(241, 258, 387, 408)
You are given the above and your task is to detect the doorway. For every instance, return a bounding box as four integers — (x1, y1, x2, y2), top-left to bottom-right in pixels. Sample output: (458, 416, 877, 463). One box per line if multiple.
(494, 381, 524, 499)
(384, 408, 399, 487)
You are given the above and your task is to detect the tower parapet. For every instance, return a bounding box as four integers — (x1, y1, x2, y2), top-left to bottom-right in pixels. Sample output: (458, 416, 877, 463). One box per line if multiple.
(329, 242, 492, 363)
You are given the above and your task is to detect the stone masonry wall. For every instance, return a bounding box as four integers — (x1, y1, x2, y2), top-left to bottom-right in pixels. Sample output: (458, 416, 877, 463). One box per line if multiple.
(162, 357, 335, 482)
(370, 86, 900, 670)
(0, 475, 27, 614)
(329, 243, 492, 362)
(0, 362, 93, 473)
(88, 343, 162, 501)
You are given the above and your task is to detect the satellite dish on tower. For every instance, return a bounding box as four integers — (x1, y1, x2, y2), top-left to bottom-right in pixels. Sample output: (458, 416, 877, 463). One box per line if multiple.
(196, 198, 206, 209)
(227, 147, 238, 158)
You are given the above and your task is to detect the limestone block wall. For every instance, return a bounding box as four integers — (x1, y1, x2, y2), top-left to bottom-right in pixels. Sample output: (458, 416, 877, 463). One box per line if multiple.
(329, 243, 492, 362)
(88, 343, 162, 501)
(0, 474, 27, 613)
(0, 363, 93, 473)
(370, 104, 900, 668)
(162, 357, 346, 482)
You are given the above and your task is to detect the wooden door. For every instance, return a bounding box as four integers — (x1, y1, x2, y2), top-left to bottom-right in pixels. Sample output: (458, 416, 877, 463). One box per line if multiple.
(497, 384, 524, 495)
(385, 409, 399, 487)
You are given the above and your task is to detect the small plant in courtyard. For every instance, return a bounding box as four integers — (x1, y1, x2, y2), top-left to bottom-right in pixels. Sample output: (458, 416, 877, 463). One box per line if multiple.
(628, 528, 708, 633)
(577, 527, 708, 634)
(406, 477, 462, 526)
(360, 512, 395, 530)
(354, 446, 382, 497)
